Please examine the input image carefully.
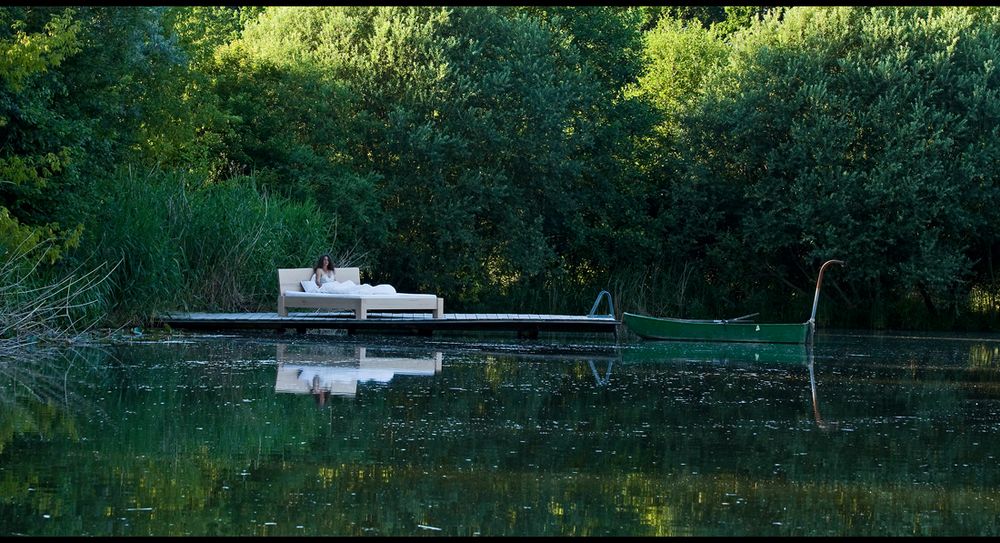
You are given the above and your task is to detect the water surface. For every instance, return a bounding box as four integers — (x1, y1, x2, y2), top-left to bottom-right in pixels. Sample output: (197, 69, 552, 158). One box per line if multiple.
(1, 331, 999, 536)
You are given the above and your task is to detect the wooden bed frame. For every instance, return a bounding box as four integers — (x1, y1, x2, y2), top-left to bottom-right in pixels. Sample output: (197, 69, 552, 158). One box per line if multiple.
(277, 267, 444, 319)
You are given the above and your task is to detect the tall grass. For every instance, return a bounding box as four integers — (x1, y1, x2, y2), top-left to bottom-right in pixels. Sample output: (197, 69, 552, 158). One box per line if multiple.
(80, 166, 338, 324)
(180, 179, 338, 311)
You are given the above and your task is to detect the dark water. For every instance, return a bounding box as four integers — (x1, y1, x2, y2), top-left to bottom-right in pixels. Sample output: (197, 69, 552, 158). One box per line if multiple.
(2, 330, 999, 536)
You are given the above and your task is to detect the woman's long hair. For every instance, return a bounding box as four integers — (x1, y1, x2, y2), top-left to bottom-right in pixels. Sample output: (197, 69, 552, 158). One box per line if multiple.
(314, 254, 333, 272)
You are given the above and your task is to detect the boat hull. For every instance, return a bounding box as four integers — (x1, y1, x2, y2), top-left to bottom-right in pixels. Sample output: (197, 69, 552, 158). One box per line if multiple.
(623, 312, 809, 344)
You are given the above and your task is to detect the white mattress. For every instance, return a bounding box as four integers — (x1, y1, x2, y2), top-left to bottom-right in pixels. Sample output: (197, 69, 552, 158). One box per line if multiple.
(283, 291, 436, 300)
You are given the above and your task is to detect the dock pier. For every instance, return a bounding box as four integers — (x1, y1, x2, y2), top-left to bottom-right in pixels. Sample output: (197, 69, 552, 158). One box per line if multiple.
(156, 311, 621, 338)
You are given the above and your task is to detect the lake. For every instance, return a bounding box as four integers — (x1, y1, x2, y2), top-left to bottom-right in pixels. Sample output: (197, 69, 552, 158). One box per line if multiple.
(1, 330, 998, 536)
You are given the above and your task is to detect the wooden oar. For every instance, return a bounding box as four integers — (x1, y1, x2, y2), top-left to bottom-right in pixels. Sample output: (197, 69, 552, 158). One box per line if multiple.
(724, 312, 759, 323)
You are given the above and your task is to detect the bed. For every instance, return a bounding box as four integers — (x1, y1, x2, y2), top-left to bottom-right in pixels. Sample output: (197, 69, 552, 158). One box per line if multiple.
(277, 267, 444, 319)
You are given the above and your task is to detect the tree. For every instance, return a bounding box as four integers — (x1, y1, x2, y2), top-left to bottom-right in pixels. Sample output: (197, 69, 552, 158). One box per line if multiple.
(0, 7, 83, 261)
(223, 6, 652, 310)
(664, 6, 1000, 325)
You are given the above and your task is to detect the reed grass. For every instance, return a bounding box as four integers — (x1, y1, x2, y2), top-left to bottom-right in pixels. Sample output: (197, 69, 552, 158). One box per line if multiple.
(0, 235, 115, 357)
(80, 166, 341, 324)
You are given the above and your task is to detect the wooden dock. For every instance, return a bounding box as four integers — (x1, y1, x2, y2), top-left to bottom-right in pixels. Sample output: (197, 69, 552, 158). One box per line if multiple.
(156, 310, 621, 338)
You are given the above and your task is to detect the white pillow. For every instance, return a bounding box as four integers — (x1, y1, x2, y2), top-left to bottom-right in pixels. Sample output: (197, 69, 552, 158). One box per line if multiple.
(300, 279, 320, 293)
(372, 284, 397, 295)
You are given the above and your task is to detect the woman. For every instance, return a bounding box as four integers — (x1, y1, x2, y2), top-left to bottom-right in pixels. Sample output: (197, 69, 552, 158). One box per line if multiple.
(313, 254, 336, 287)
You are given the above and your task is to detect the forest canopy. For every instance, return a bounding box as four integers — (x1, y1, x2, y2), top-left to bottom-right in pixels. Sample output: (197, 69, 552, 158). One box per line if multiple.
(2, 6, 999, 331)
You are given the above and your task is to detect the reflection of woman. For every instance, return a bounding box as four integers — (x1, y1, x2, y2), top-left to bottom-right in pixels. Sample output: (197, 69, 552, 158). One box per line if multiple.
(310, 374, 330, 407)
(313, 254, 335, 287)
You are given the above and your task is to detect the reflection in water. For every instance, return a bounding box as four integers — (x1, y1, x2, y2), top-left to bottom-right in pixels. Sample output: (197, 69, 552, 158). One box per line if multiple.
(476, 348, 620, 388)
(621, 341, 835, 430)
(0, 346, 105, 421)
(620, 340, 809, 365)
(805, 346, 836, 431)
(274, 343, 442, 404)
(588, 359, 615, 387)
(969, 343, 1000, 368)
(4, 335, 1000, 536)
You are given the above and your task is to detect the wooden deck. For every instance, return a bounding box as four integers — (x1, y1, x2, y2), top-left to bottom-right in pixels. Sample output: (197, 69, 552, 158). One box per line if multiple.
(156, 310, 621, 338)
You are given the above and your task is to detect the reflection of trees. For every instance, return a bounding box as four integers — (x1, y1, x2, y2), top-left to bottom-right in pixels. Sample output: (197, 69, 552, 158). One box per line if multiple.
(0, 347, 110, 535)
(969, 343, 1000, 368)
(2, 339, 1000, 535)
(0, 347, 110, 454)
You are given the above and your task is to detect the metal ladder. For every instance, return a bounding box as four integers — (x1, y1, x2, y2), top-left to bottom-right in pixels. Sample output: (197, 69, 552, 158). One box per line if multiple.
(588, 290, 615, 319)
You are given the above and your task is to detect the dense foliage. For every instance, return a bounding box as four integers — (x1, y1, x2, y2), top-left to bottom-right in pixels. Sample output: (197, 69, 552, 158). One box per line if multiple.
(2, 6, 1000, 330)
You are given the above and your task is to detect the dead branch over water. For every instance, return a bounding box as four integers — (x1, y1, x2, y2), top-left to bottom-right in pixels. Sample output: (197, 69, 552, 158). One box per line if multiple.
(0, 236, 117, 358)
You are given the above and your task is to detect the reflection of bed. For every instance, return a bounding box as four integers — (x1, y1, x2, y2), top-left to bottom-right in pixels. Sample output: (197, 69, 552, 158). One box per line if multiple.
(274, 344, 443, 397)
(277, 267, 444, 319)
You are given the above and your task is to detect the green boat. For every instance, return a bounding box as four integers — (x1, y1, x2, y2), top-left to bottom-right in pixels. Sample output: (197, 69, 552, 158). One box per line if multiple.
(623, 313, 810, 344)
(623, 259, 843, 344)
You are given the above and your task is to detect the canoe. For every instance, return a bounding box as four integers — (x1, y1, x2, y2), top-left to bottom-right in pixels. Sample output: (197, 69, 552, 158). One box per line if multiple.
(623, 259, 843, 344)
(622, 312, 809, 344)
